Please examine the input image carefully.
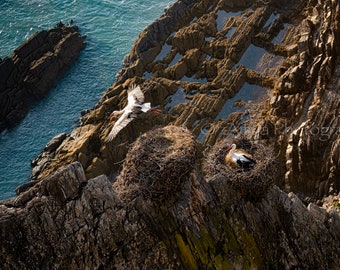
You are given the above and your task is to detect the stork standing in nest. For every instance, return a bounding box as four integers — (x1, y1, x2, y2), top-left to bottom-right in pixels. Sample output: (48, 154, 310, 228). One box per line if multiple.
(106, 84, 160, 141)
(225, 143, 256, 170)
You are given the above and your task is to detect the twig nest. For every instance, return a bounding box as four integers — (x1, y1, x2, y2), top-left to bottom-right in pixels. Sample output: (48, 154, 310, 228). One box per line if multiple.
(114, 125, 197, 202)
(203, 138, 276, 201)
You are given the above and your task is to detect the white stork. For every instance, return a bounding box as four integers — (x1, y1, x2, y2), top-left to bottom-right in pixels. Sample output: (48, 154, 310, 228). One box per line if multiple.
(225, 143, 256, 170)
(106, 84, 160, 141)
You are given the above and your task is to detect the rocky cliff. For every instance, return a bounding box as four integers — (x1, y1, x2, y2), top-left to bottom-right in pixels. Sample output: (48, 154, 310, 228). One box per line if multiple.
(1, 0, 340, 269)
(1, 126, 339, 269)
(0, 22, 86, 132)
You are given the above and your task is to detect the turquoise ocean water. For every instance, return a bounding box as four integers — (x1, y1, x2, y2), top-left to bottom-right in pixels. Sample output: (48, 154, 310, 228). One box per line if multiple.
(0, 0, 174, 200)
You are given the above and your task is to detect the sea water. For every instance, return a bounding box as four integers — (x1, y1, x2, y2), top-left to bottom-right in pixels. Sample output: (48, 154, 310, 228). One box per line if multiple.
(0, 0, 175, 200)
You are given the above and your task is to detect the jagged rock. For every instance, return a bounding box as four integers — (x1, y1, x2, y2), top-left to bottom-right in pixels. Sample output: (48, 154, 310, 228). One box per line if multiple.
(1, 127, 339, 269)
(172, 27, 206, 53)
(31, 78, 175, 182)
(2, 0, 340, 268)
(34, 0, 338, 202)
(44, 133, 68, 153)
(250, 0, 340, 200)
(30, 133, 69, 180)
(0, 22, 86, 132)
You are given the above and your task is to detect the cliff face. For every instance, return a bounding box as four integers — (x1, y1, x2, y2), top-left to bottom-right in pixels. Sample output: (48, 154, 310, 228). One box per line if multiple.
(29, 0, 339, 202)
(251, 0, 340, 201)
(0, 22, 86, 132)
(1, 0, 340, 269)
(1, 126, 339, 269)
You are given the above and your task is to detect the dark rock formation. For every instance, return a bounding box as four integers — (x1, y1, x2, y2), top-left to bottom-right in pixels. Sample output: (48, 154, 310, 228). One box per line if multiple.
(0, 22, 86, 132)
(1, 126, 339, 269)
(1, 0, 340, 268)
(249, 0, 340, 201)
(30, 132, 68, 182)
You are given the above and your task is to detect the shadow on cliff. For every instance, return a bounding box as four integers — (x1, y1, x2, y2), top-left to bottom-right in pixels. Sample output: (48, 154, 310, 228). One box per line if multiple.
(1, 125, 339, 269)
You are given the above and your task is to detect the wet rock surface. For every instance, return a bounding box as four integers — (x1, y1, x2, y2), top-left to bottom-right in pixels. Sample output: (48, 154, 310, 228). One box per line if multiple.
(0, 22, 86, 132)
(1, 0, 340, 268)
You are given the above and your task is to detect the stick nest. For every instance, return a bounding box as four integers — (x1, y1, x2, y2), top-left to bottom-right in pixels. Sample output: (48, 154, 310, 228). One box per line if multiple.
(203, 138, 276, 201)
(114, 125, 197, 201)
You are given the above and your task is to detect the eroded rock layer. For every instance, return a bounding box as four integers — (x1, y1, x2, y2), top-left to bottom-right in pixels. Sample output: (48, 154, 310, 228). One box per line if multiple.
(29, 0, 339, 202)
(1, 0, 340, 269)
(1, 126, 339, 269)
(0, 22, 86, 131)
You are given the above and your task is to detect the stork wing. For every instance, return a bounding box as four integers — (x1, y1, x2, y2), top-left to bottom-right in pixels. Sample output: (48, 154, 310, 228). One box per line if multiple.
(242, 154, 256, 164)
(106, 111, 134, 141)
(106, 85, 144, 141)
(127, 84, 144, 106)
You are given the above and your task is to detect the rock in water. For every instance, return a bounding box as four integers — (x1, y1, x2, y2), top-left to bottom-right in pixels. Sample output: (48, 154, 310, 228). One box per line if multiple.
(0, 22, 86, 131)
(2, 0, 340, 268)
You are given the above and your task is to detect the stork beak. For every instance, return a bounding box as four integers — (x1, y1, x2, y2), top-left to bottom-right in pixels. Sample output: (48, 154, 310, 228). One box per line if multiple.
(150, 108, 161, 114)
(226, 147, 232, 152)
(108, 113, 115, 120)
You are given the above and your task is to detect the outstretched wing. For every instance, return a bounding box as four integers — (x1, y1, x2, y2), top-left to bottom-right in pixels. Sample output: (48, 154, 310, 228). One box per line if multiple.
(127, 84, 144, 106)
(106, 111, 134, 141)
(106, 85, 145, 141)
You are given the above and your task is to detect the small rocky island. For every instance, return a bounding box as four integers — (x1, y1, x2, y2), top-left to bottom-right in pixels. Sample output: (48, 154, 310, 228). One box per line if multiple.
(1, 0, 339, 269)
(0, 22, 86, 132)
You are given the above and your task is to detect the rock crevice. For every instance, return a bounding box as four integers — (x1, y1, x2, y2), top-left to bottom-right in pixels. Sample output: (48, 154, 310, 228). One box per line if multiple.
(1, 0, 340, 268)
(1, 126, 339, 269)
